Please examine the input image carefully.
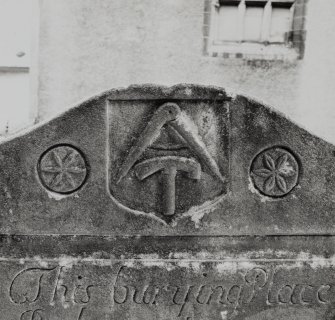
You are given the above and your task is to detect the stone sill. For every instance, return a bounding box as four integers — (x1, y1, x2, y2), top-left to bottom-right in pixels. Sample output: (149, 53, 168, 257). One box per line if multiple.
(0, 66, 29, 73)
(208, 42, 299, 61)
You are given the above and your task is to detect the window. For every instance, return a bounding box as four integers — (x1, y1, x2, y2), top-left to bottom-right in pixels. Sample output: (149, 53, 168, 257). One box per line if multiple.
(270, 5, 293, 43)
(216, 4, 239, 41)
(244, 5, 264, 42)
(204, 0, 306, 60)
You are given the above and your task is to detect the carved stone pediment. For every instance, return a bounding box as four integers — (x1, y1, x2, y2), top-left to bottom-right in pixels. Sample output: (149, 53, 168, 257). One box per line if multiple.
(1, 84, 335, 319)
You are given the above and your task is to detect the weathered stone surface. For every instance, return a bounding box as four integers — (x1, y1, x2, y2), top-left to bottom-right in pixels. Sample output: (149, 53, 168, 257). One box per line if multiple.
(0, 84, 334, 234)
(3, 259, 334, 319)
(1, 84, 335, 319)
(2, 236, 335, 319)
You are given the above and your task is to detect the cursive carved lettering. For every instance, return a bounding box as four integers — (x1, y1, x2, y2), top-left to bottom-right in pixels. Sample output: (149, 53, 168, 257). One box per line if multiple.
(10, 268, 56, 304)
(74, 285, 94, 304)
(8, 265, 335, 319)
(317, 284, 331, 303)
(20, 309, 45, 320)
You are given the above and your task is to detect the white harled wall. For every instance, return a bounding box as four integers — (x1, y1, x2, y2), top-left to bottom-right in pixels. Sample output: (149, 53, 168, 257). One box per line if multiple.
(1, 0, 335, 144)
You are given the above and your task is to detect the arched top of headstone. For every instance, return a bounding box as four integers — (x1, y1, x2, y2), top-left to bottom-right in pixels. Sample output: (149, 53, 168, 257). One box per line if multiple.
(0, 84, 334, 235)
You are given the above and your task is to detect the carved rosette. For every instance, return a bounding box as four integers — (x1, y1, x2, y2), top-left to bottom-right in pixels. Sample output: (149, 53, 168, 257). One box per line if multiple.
(250, 147, 299, 197)
(38, 145, 88, 194)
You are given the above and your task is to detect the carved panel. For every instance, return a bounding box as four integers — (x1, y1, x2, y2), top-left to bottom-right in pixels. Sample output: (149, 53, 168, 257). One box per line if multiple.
(108, 100, 229, 223)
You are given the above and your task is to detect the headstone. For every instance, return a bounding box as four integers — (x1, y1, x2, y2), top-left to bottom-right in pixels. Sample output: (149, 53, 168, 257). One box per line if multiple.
(0, 84, 335, 320)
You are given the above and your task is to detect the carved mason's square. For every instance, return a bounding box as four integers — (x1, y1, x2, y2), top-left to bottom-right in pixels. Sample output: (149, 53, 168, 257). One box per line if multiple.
(108, 98, 229, 223)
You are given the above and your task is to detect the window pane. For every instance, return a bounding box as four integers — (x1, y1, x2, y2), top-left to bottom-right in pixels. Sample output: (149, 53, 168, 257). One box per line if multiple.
(216, 5, 239, 41)
(269, 7, 292, 43)
(243, 6, 264, 42)
(0, 0, 31, 67)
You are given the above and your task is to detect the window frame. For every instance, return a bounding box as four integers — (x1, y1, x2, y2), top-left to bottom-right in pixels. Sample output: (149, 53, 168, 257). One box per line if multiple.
(203, 0, 307, 60)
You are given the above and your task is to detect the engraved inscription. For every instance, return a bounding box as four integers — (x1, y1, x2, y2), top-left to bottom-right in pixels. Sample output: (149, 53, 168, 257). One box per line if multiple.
(112, 266, 331, 318)
(38, 145, 88, 194)
(10, 267, 56, 304)
(7, 264, 334, 320)
(251, 147, 299, 197)
(9, 266, 100, 319)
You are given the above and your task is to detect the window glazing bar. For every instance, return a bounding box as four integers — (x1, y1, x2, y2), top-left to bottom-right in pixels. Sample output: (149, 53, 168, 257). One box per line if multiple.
(261, 0, 272, 42)
(237, 0, 246, 42)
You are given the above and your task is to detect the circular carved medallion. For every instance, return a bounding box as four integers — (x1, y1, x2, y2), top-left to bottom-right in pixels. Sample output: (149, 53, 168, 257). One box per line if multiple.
(38, 145, 88, 194)
(250, 147, 299, 197)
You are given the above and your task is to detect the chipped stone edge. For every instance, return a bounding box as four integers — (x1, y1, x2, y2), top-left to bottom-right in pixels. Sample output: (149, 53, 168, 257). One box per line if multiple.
(7, 252, 335, 274)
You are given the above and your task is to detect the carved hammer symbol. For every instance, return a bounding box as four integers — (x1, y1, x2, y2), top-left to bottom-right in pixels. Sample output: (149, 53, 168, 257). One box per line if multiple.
(134, 156, 201, 216)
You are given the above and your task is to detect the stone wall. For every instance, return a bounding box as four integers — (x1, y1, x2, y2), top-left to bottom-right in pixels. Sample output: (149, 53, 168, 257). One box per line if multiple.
(2, 0, 335, 143)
